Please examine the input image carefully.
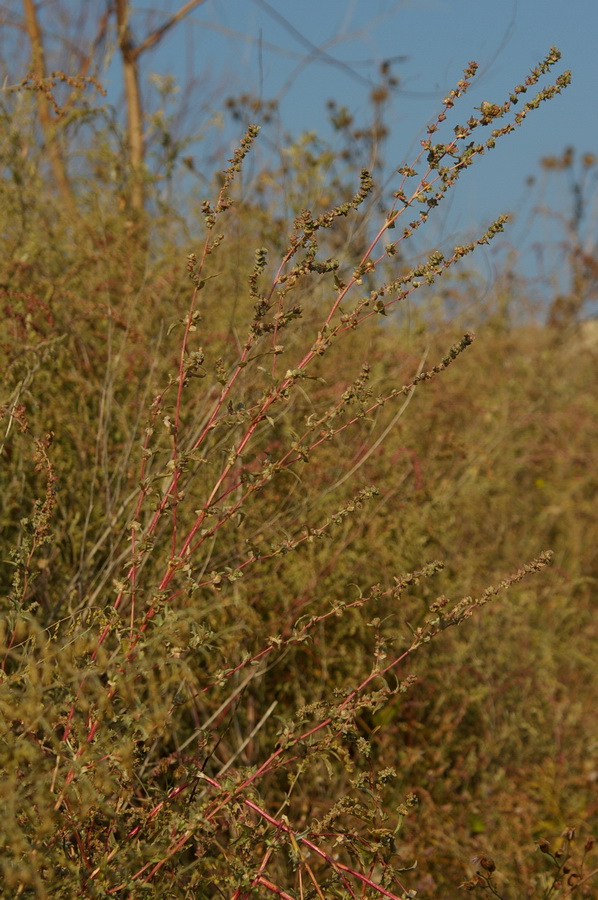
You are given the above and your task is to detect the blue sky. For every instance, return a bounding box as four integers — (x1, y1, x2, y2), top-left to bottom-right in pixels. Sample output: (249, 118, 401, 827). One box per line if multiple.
(106, 0, 596, 309)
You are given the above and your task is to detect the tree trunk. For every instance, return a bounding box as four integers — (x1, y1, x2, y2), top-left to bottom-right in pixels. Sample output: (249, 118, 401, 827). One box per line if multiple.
(22, 0, 76, 213)
(115, 0, 145, 213)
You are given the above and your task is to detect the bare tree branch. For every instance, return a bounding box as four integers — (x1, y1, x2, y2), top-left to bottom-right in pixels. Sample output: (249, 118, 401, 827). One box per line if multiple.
(132, 0, 208, 60)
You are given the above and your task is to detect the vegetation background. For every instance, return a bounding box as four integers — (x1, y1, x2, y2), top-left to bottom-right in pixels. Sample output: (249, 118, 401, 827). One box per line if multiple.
(0, 2, 596, 898)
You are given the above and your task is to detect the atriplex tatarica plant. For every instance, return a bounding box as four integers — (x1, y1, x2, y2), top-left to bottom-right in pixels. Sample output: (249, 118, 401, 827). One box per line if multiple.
(1, 48, 575, 898)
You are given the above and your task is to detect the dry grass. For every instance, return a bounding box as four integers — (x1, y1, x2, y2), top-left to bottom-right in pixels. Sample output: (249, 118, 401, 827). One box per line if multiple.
(1, 48, 596, 899)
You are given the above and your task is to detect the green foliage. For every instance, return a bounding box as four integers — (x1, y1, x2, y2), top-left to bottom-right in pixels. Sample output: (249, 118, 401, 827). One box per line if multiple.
(1, 46, 596, 899)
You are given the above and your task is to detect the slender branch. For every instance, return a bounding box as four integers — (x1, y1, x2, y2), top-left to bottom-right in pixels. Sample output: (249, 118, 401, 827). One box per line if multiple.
(132, 0, 209, 60)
